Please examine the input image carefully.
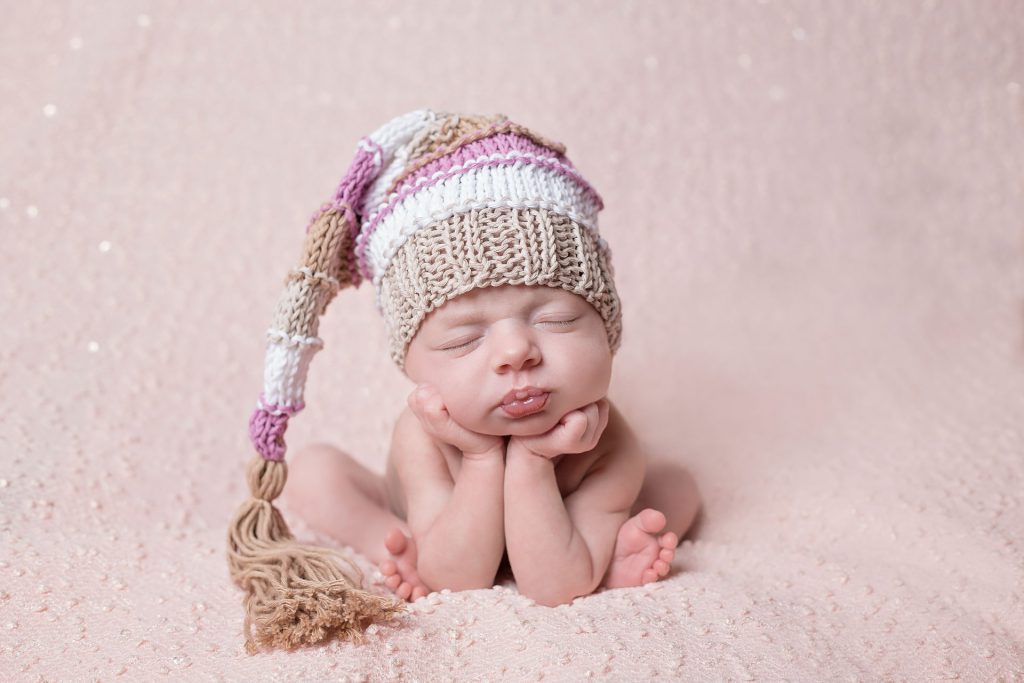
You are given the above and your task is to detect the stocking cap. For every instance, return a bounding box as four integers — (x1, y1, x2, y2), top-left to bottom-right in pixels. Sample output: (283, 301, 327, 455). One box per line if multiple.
(228, 110, 622, 652)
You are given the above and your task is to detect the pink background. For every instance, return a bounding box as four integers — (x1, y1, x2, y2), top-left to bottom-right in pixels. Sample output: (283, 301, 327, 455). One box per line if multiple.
(2, 1, 1023, 680)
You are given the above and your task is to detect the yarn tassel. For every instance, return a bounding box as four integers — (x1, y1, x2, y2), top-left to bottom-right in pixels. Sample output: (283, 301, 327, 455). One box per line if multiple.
(227, 456, 406, 653)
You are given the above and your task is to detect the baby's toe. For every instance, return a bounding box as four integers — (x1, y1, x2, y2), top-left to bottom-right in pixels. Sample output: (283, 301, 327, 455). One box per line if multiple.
(411, 585, 429, 601)
(636, 509, 668, 534)
(384, 528, 409, 555)
(396, 581, 413, 600)
(659, 548, 675, 563)
(653, 559, 670, 576)
(641, 568, 659, 584)
(659, 531, 679, 549)
(384, 574, 402, 590)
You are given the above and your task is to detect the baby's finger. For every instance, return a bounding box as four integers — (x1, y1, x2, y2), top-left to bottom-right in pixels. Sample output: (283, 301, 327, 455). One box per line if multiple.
(423, 394, 486, 448)
(594, 399, 610, 442)
(557, 410, 590, 450)
(409, 386, 446, 433)
(578, 402, 602, 446)
(407, 385, 434, 413)
(423, 394, 453, 430)
(407, 390, 428, 425)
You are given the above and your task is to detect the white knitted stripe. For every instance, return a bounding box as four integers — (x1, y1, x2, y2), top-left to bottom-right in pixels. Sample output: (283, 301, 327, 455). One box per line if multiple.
(360, 148, 582, 228)
(355, 137, 383, 173)
(256, 396, 300, 417)
(357, 109, 440, 216)
(262, 337, 320, 408)
(364, 162, 601, 289)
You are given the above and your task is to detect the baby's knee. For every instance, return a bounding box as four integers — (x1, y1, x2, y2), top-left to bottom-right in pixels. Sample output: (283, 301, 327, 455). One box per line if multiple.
(518, 584, 582, 608)
(284, 443, 353, 502)
(290, 441, 347, 474)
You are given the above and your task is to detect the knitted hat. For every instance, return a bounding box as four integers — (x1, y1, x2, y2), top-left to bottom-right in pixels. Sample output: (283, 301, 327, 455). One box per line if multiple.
(228, 109, 623, 652)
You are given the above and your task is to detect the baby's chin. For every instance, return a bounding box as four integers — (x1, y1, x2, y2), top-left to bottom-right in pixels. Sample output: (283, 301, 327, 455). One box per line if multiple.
(463, 412, 563, 438)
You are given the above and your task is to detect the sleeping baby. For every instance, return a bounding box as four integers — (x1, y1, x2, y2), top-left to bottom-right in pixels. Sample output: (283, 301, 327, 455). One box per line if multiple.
(230, 110, 700, 650)
(289, 281, 700, 604)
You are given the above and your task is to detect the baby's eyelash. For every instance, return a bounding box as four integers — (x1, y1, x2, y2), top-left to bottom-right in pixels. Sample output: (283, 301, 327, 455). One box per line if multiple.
(443, 337, 479, 351)
(441, 317, 578, 350)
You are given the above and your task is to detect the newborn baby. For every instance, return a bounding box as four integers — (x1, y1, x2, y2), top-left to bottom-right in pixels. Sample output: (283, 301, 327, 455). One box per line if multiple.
(233, 111, 702, 649)
(285, 283, 700, 605)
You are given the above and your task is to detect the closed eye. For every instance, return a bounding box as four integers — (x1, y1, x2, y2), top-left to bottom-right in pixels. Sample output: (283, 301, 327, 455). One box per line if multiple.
(441, 337, 481, 351)
(538, 317, 578, 327)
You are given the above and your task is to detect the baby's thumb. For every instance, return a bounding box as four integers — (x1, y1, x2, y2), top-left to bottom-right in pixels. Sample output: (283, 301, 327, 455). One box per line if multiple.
(418, 390, 466, 442)
(408, 387, 444, 430)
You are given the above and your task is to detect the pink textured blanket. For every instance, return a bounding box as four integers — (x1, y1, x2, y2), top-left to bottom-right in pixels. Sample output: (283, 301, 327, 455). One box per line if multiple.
(2, 2, 1022, 680)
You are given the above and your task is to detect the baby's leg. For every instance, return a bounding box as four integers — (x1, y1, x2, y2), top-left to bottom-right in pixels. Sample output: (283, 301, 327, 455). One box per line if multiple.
(600, 463, 701, 589)
(283, 442, 410, 567)
(630, 461, 701, 540)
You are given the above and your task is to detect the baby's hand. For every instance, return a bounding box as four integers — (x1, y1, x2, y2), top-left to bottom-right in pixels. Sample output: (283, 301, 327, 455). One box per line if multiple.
(512, 399, 610, 459)
(408, 384, 506, 459)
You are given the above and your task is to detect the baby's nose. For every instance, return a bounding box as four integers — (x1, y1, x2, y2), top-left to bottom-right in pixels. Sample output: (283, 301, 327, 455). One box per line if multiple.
(491, 323, 541, 372)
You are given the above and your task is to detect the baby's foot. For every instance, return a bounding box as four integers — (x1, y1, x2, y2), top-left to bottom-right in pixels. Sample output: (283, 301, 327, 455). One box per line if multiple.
(600, 508, 678, 589)
(378, 528, 430, 601)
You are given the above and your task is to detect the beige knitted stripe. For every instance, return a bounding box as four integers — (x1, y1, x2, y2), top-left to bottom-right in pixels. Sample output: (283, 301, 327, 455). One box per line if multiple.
(271, 206, 355, 339)
(383, 115, 570, 198)
(404, 112, 502, 161)
(378, 206, 622, 368)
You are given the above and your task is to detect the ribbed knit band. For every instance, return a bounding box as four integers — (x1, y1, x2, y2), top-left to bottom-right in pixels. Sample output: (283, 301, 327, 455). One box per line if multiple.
(379, 206, 622, 368)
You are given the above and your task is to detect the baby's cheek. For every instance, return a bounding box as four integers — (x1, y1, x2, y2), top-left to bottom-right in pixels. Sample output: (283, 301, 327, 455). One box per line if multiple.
(560, 346, 611, 397)
(444, 383, 489, 424)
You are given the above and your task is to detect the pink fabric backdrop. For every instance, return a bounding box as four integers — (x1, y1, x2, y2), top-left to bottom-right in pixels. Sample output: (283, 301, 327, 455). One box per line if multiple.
(2, 1, 1022, 680)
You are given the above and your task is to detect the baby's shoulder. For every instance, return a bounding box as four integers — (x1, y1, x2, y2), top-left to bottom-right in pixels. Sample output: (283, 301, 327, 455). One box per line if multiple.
(600, 398, 637, 449)
(389, 405, 440, 459)
(393, 403, 420, 437)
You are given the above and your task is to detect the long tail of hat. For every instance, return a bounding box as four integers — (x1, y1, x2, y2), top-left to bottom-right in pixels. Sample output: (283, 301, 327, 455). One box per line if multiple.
(227, 110, 436, 653)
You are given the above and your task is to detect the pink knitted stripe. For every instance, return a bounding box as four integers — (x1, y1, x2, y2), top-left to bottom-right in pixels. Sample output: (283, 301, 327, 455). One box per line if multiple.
(301, 137, 385, 288)
(249, 395, 306, 461)
(355, 137, 605, 280)
(395, 132, 565, 198)
(249, 407, 289, 461)
(334, 137, 384, 207)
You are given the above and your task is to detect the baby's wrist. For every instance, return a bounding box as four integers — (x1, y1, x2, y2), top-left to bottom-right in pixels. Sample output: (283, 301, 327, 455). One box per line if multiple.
(461, 440, 507, 462)
(507, 438, 554, 464)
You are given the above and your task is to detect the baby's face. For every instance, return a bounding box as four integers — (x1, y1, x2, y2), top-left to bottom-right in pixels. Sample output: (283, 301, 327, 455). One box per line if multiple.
(404, 284, 613, 437)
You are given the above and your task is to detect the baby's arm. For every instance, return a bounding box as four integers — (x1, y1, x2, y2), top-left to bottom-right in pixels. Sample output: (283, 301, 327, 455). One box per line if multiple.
(504, 400, 644, 606)
(395, 387, 506, 592)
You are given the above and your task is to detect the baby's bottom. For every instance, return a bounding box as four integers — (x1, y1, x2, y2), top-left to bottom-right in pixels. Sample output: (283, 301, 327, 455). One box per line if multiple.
(283, 443, 701, 572)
